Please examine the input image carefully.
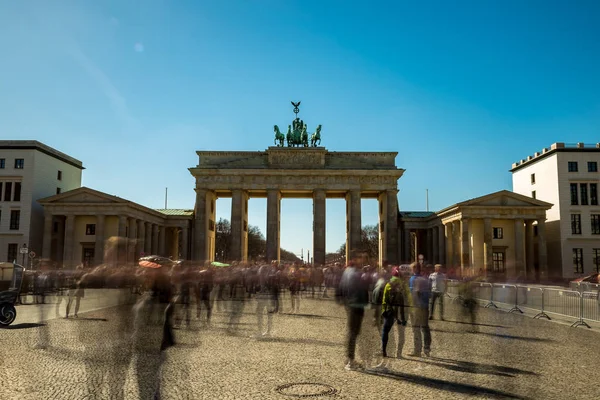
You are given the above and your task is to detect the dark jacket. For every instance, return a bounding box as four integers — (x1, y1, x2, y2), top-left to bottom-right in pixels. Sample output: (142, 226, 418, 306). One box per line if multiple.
(336, 267, 369, 308)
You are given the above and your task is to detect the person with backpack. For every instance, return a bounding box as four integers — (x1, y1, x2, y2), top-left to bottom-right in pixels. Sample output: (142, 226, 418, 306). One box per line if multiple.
(371, 272, 387, 330)
(379, 267, 408, 360)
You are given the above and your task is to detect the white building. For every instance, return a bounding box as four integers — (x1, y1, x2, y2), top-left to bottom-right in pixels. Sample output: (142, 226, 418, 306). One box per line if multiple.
(512, 142, 600, 279)
(0, 141, 83, 264)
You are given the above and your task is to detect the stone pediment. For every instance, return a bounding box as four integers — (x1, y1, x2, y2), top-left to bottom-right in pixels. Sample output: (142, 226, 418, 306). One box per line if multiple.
(38, 187, 124, 204)
(458, 190, 551, 208)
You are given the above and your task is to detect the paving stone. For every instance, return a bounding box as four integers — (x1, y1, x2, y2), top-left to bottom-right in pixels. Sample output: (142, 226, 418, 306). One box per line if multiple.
(0, 294, 599, 399)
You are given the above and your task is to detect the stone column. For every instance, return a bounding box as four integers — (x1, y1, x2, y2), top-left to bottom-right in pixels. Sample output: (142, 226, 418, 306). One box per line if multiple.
(63, 214, 75, 268)
(144, 222, 152, 255)
(403, 228, 411, 262)
(483, 218, 493, 274)
(181, 226, 189, 260)
(117, 215, 127, 265)
(230, 190, 249, 262)
(452, 220, 460, 267)
(438, 225, 445, 265)
(385, 190, 398, 265)
(460, 218, 470, 272)
(137, 220, 145, 257)
(42, 213, 53, 259)
(426, 228, 433, 264)
(514, 219, 525, 277)
(152, 224, 159, 255)
(432, 227, 439, 264)
(128, 218, 137, 264)
(158, 226, 166, 256)
(445, 223, 452, 266)
(525, 220, 535, 279)
(313, 189, 326, 266)
(94, 215, 105, 266)
(266, 189, 281, 262)
(537, 218, 548, 280)
(345, 190, 362, 261)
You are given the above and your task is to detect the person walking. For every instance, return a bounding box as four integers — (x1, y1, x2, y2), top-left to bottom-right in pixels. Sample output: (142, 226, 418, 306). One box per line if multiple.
(429, 264, 446, 320)
(337, 255, 369, 371)
(378, 267, 408, 363)
(409, 263, 432, 357)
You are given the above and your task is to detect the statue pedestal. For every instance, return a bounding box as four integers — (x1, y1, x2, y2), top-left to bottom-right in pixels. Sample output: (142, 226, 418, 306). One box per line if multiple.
(266, 147, 327, 169)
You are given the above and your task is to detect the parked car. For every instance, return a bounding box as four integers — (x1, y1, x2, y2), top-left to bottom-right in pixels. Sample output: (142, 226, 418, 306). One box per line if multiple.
(572, 273, 600, 284)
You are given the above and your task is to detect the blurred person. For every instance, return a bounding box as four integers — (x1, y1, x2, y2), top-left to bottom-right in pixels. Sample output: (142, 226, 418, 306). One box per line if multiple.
(66, 268, 85, 318)
(409, 263, 431, 357)
(253, 263, 275, 337)
(429, 264, 446, 320)
(376, 267, 408, 367)
(371, 270, 387, 330)
(337, 253, 369, 371)
(289, 263, 301, 313)
(33, 258, 52, 349)
(227, 268, 246, 334)
(195, 262, 214, 326)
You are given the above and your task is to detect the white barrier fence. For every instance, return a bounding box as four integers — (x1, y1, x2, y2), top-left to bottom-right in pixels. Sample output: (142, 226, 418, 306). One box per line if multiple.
(445, 279, 599, 328)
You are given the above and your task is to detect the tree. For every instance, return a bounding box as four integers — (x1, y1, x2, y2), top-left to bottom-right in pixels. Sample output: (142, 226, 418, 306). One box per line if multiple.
(247, 225, 266, 260)
(214, 218, 300, 262)
(336, 224, 379, 265)
(215, 218, 231, 261)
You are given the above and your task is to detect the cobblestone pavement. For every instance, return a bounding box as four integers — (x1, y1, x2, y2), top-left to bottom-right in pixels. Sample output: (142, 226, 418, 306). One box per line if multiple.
(1, 293, 598, 400)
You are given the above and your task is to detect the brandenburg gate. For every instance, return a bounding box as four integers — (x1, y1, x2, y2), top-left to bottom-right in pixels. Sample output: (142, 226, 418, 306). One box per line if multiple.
(189, 103, 405, 265)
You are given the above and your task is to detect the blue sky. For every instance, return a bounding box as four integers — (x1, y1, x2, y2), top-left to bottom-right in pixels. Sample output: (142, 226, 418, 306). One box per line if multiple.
(2, 1, 600, 256)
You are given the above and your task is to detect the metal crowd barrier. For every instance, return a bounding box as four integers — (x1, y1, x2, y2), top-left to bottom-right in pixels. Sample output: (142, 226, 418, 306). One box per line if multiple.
(442, 278, 598, 329)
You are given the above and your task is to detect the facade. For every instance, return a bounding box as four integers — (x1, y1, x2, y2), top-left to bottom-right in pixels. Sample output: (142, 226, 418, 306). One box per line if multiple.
(398, 191, 551, 279)
(512, 142, 600, 278)
(189, 147, 404, 266)
(38, 187, 192, 268)
(0, 141, 83, 264)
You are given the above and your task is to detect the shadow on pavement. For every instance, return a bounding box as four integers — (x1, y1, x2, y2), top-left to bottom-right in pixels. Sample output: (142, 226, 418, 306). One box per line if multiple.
(281, 313, 332, 319)
(362, 369, 530, 399)
(5, 322, 45, 330)
(414, 357, 538, 377)
(66, 317, 108, 321)
(260, 336, 342, 347)
(440, 319, 509, 328)
(429, 328, 553, 342)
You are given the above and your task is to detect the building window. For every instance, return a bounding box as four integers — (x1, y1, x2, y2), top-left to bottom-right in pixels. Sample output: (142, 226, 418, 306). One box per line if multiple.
(493, 227, 503, 239)
(13, 182, 21, 202)
(3, 182, 12, 202)
(85, 224, 96, 235)
(9, 210, 20, 230)
(581, 183, 588, 205)
(492, 252, 505, 273)
(573, 248, 584, 274)
(14, 159, 24, 169)
(56, 187, 61, 195)
(53, 222, 59, 233)
(594, 249, 600, 273)
(571, 214, 582, 234)
(531, 173, 535, 184)
(568, 161, 578, 172)
(588, 162, 598, 172)
(570, 183, 578, 205)
(534, 225, 538, 236)
(591, 184, 598, 206)
(592, 215, 600, 235)
(57, 170, 62, 180)
(531, 191, 536, 199)
(7, 243, 18, 262)
(82, 248, 95, 267)
(0, 159, 4, 169)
